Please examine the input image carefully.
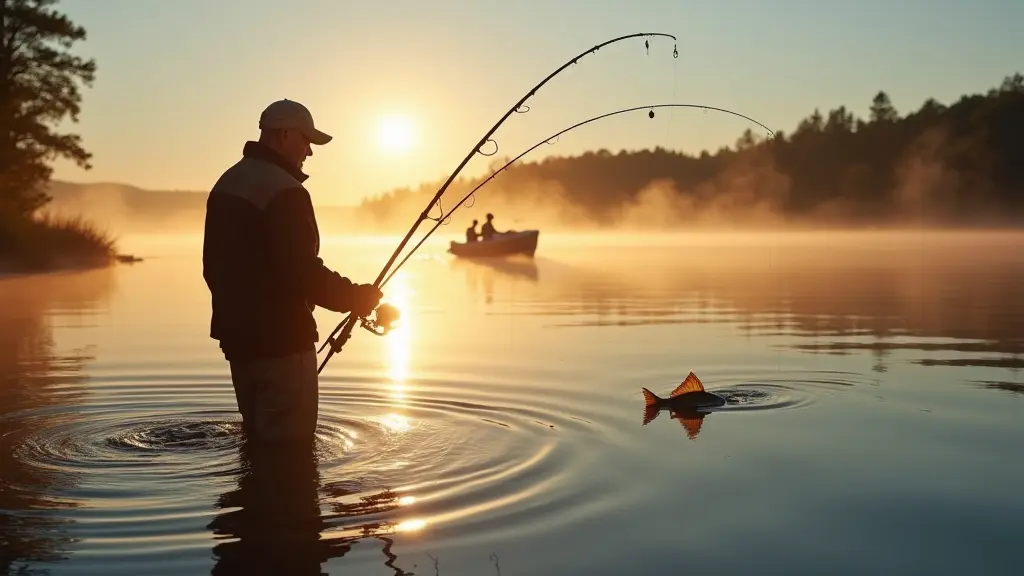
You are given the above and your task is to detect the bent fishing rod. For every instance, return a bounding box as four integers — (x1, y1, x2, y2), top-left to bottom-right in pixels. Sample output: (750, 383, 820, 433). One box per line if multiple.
(317, 101, 775, 375)
(377, 102, 775, 289)
(316, 32, 678, 374)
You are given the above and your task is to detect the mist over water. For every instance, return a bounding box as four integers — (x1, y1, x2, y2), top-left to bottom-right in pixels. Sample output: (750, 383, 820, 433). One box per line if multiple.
(2, 231, 1022, 575)
(46, 117, 1024, 240)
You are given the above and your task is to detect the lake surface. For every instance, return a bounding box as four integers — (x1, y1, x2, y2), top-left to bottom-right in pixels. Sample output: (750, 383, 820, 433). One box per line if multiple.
(2, 231, 1023, 575)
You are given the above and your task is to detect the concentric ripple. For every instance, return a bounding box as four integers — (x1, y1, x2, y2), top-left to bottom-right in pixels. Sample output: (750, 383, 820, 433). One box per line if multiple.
(105, 418, 241, 452)
(0, 370, 618, 569)
(738, 368, 875, 406)
(308, 375, 612, 542)
(714, 381, 818, 412)
(10, 407, 245, 483)
(1, 362, 853, 573)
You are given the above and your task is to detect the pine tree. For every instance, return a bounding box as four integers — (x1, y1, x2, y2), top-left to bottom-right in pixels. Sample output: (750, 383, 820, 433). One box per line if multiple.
(869, 91, 899, 124)
(0, 0, 96, 219)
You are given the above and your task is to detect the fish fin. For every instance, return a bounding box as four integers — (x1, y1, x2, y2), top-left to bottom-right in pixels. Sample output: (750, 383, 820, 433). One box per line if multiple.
(641, 387, 662, 406)
(669, 372, 705, 397)
(642, 404, 660, 426)
(680, 416, 704, 440)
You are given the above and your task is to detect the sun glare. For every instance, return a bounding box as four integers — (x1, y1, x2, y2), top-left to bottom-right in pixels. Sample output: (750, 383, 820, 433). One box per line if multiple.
(377, 115, 415, 154)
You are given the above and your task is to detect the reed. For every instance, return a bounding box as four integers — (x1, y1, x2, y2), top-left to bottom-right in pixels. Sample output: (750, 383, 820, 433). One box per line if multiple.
(0, 211, 118, 273)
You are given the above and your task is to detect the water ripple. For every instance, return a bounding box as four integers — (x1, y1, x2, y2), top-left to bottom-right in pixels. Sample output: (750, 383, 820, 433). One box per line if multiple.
(1, 360, 856, 574)
(0, 371, 616, 570)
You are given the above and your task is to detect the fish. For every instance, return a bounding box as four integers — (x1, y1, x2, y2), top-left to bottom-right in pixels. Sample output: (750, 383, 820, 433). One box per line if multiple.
(641, 372, 727, 438)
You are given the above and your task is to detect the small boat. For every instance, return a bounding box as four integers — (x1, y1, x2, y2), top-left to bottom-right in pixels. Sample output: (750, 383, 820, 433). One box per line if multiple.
(449, 230, 539, 258)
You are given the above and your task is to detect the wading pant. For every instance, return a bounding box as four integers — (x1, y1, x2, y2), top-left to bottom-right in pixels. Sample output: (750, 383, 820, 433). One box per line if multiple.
(228, 349, 318, 444)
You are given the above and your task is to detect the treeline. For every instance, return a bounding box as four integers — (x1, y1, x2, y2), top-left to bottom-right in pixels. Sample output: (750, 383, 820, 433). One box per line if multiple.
(355, 73, 1024, 229)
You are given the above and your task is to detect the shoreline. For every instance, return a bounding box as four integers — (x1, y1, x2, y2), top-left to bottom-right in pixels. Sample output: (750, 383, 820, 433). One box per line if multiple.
(1, 210, 142, 281)
(0, 253, 142, 281)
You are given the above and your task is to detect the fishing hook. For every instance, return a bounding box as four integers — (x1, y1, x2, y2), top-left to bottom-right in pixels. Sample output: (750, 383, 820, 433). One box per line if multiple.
(377, 102, 775, 289)
(317, 32, 677, 372)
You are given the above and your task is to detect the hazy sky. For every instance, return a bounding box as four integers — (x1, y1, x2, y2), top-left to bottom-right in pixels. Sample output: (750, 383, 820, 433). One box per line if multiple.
(50, 0, 1022, 206)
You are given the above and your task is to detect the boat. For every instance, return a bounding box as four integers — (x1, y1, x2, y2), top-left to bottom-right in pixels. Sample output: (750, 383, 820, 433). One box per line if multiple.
(448, 230, 539, 258)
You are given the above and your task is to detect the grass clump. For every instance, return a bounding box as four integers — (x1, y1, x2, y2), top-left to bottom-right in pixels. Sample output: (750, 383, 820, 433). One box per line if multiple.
(0, 212, 119, 273)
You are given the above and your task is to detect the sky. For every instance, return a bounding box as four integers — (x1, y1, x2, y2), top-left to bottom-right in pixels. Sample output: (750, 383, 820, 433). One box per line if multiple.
(48, 0, 1024, 206)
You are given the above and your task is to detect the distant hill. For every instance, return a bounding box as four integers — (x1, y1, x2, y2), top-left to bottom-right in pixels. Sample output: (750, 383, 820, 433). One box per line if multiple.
(46, 180, 206, 220)
(43, 181, 361, 234)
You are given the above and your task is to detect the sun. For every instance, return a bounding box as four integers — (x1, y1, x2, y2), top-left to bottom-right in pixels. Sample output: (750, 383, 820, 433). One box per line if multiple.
(377, 115, 415, 154)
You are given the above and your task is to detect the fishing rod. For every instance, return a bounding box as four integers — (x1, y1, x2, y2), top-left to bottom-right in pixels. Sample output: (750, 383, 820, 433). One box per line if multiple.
(316, 32, 678, 374)
(319, 102, 775, 375)
(377, 102, 775, 289)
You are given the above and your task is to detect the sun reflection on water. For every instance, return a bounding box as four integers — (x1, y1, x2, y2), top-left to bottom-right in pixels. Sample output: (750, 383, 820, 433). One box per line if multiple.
(382, 271, 414, 431)
(396, 519, 427, 533)
(378, 412, 412, 433)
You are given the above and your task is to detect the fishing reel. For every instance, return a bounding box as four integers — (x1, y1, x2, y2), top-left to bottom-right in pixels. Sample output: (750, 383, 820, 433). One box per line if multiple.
(360, 302, 401, 336)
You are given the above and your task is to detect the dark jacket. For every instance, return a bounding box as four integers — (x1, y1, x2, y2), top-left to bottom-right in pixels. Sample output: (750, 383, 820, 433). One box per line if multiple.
(203, 141, 357, 361)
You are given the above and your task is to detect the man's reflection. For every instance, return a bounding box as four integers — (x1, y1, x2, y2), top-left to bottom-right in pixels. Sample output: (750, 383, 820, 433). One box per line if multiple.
(208, 439, 351, 575)
(208, 437, 414, 575)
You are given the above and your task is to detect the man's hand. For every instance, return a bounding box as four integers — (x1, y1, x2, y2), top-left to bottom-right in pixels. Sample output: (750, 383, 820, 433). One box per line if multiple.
(351, 284, 383, 318)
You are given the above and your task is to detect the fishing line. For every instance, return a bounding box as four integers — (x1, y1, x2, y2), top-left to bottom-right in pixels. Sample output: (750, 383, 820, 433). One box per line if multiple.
(316, 32, 679, 373)
(378, 102, 775, 289)
(664, 41, 679, 144)
(665, 1, 682, 144)
(320, 93, 776, 372)
(319, 76, 776, 375)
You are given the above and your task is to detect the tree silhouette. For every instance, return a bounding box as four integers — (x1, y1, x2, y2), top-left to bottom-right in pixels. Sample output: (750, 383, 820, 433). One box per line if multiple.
(869, 91, 898, 124)
(0, 0, 96, 219)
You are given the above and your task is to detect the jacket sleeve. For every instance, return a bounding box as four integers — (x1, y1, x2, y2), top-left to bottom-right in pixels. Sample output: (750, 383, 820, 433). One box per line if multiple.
(266, 187, 358, 313)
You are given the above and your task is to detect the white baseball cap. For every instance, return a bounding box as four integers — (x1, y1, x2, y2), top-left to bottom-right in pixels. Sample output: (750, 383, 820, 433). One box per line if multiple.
(258, 99, 332, 145)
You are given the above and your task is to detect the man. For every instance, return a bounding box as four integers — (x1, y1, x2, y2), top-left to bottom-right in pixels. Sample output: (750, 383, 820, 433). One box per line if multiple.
(465, 219, 479, 243)
(203, 98, 382, 445)
(480, 213, 499, 241)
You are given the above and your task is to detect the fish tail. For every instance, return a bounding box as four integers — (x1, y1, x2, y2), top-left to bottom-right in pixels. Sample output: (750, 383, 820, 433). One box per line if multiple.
(642, 403, 661, 426)
(641, 388, 663, 425)
(641, 387, 661, 406)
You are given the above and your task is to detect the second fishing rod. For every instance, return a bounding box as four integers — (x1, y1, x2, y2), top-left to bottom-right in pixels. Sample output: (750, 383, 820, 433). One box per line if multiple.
(317, 32, 679, 373)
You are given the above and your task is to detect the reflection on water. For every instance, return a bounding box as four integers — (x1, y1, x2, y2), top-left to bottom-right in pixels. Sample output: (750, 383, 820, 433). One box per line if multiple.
(208, 440, 415, 575)
(209, 441, 341, 574)
(1, 232, 1023, 575)
(0, 269, 116, 574)
(497, 232, 1024, 376)
(643, 405, 711, 439)
(377, 270, 416, 441)
(452, 255, 539, 304)
(978, 380, 1024, 396)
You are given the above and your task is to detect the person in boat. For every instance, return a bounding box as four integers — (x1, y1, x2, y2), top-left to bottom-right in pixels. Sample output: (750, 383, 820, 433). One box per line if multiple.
(465, 219, 480, 243)
(480, 213, 500, 241)
(203, 98, 383, 446)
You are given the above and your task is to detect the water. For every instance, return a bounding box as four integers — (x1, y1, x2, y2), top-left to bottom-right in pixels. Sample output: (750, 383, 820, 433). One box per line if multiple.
(2, 231, 1022, 575)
